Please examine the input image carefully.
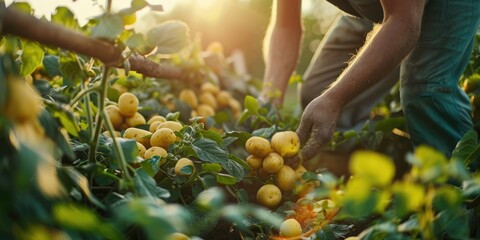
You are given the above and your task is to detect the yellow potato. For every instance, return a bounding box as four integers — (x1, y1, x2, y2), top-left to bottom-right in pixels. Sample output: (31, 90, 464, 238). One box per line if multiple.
(246, 155, 263, 171)
(198, 92, 218, 110)
(157, 121, 183, 132)
(136, 142, 146, 158)
(179, 89, 198, 109)
(105, 105, 124, 130)
(175, 158, 195, 176)
(256, 184, 282, 208)
(144, 146, 168, 162)
(279, 219, 302, 237)
(275, 165, 297, 192)
(196, 104, 215, 118)
(200, 82, 220, 95)
(123, 127, 151, 148)
(228, 98, 242, 118)
(149, 121, 163, 133)
(102, 130, 121, 138)
(271, 131, 300, 158)
(150, 128, 176, 148)
(147, 115, 166, 125)
(5, 77, 43, 123)
(262, 152, 284, 174)
(245, 136, 272, 158)
(125, 112, 146, 127)
(216, 90, 231, 108)
(118, 92, 139, 117)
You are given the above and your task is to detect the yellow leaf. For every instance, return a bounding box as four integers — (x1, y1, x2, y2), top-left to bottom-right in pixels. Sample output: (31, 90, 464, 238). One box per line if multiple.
(349, 151, 395, 186)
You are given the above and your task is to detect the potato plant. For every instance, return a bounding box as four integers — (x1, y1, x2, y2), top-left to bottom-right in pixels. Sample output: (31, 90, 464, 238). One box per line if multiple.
(1, 1, 480, 240)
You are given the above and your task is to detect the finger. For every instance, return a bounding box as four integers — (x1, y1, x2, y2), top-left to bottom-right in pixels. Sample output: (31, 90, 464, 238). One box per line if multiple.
(284, 155, 301, 168)
(296, 117, 312, 145)
(299, 128, 327, 161)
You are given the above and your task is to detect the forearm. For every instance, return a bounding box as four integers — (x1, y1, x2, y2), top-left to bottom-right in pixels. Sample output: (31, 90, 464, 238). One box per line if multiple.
(261, 0, 302, 104)
(262, 26, 302, 103)
(324, 19, 420, 107)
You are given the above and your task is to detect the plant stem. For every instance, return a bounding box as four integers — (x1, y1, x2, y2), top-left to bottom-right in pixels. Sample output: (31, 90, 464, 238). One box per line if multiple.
(70, 85, 101, 106)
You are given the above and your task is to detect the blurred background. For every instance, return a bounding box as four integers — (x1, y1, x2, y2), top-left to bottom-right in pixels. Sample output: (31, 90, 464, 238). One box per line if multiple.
(6, 0, 341, 106)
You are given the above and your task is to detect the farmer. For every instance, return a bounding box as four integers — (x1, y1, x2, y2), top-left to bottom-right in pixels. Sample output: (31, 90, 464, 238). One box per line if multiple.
(259, 0, 480, 163)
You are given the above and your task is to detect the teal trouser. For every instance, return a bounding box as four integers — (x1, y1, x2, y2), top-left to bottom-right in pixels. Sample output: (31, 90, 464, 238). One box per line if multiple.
(301, 0, 480, 156)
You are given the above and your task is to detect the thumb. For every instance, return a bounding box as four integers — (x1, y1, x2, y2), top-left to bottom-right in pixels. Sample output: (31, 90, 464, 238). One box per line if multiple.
(296, 117, 312, 145)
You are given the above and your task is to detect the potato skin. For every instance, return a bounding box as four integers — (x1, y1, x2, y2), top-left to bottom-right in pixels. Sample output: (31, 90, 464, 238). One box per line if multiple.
(175, 158, 195, 176)
(105, 105, 124, 130)
(150, 128, 176, 148)
(118, 92, 139, 117)
(123, 127, 152, 148)
(125, 112, 146, 127)
(179, 89, 198, 109)
(245, 136, 272, 157)
(144, 147, 168, 162)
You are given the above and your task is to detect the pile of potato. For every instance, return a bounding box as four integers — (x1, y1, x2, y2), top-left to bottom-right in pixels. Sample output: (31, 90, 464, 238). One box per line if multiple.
(244, 131, 309, 209)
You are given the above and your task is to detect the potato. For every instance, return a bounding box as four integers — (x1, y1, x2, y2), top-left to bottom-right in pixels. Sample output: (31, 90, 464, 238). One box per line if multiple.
(256, 184, 282, 208)
(105, 105, 124, 130)
(279, 219, 302, 237)
(179, 89, 198, 109)
(5, 77, 43, 123)
(157, 121, 183, 132)
(144, 146, 168, 163)
(123, 127, 151, 148)
(275, 165, 296, 192)
(175, 158, 195, 176)
(246, 155, 263, 171)
(200, 82, 220, 95)
(196, 104, 215, 118)
(294, 165, 307, 180)
(136, 142, 146, 158)
(262, 152, 284, 174)
(271, 131, 300, 158)
(228, 98, 242, 118)
(245, 136, 272, 158)
(216, 90, 231, 108)
(102, 130, 121, 138)
(149, 121, 163, 133)
(150, 128, 176, 148)
(147, 115, 166, 125)
(118, 92, 139, 117)
(199, 92, 218, 110)
(125, 112, 146, 127)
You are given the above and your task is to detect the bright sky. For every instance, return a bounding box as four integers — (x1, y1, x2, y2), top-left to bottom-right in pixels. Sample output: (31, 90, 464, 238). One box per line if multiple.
(4, 0, 177, 25)
(4, 0, 321, 25)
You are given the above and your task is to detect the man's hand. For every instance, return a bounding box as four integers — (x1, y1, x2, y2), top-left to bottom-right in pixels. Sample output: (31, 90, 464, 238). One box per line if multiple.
(286, 95, 342, 167)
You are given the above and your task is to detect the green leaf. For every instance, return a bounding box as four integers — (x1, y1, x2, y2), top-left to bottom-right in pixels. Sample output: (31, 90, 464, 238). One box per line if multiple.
(195, 187, 225, 210)
(51, 7, 79, 29)
(126, 33, 155, 55)
(349, 151, 395, 186)
(452, 129, 478, 162)
(216, 173, 237, 185)
(38, 110, 75, 160)
(108, 137, 137, 164)
(244, 95, 259, 113)
(252, 125, 276, 139)
(223, 157, 245, 181)
(462, 177, 480, 198)
(147, 20, 190, 54)
(132, 0, 148, 9)
(179, 165, 193, 175)
(200, 129, 223, 145)
(20, 41, 43, 76)
(288, 74, 303, 84)
(10, 2, 32, 14)
(63, 167, 105, 209)
(53, 110, 79, 137)
(53, 204, 99, 231)
(91, 14, 123, 40)
(140, 156, 162, 177)
(202, 163, 222, 172)
(59, 53, 84, 85)
(192, 138, 228, 163)
(433, 186, 462, 210)
(42, 55, 61, 77)
(134, 169, 171, 199)
(166, 112, 180, 121)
